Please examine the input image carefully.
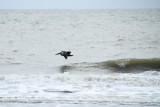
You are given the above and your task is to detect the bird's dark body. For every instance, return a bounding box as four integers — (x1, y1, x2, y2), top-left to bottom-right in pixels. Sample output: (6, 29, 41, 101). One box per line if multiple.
(55, 51, 73, 59)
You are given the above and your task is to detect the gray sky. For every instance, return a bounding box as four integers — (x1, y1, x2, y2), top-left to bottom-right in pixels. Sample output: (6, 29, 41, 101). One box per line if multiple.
(0, 0, 160, 9)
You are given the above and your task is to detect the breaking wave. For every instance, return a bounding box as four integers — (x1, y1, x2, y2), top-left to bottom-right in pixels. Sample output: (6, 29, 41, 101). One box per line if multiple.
(59, 58, 160, 73)
(0, 58, 160, 104)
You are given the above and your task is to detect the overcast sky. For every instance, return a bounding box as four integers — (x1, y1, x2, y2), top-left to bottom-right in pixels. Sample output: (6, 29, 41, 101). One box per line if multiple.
(0, 0, 160, 9)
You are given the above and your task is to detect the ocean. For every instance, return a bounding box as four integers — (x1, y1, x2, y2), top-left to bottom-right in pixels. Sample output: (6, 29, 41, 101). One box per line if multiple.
(0, 9, 160, 107)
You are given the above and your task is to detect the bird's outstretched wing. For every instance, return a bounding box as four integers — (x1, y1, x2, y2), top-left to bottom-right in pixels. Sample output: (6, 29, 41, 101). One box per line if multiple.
(67, 51, 71, 55)
(64, 56, 67, 59)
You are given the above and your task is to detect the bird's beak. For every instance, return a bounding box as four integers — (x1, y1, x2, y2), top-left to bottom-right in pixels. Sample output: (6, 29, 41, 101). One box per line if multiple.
(55, 53, 60, 55)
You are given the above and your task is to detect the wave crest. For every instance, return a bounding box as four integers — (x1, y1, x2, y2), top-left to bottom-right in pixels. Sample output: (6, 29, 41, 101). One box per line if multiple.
(59, 58, 160, 73)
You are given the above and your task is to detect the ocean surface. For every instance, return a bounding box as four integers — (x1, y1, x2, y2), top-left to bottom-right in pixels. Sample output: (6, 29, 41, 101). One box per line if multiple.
(0, 9, 160, 106)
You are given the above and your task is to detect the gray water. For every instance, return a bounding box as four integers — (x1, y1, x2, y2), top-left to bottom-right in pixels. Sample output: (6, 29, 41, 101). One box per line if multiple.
(0, 10, 160, 106)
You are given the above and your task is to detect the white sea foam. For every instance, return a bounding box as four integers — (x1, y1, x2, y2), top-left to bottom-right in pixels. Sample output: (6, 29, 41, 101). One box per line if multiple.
(0, 71, 160, 103)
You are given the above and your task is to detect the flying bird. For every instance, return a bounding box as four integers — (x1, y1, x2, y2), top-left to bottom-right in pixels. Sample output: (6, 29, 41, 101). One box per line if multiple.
(55, 51, 73, 59)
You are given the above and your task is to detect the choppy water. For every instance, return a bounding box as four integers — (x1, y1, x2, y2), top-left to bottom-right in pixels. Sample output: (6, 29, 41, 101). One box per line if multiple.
(0, 10, 160, 106)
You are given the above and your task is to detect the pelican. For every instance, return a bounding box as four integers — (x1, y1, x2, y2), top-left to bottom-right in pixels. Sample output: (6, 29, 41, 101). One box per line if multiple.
(55, 51, 73, 59)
